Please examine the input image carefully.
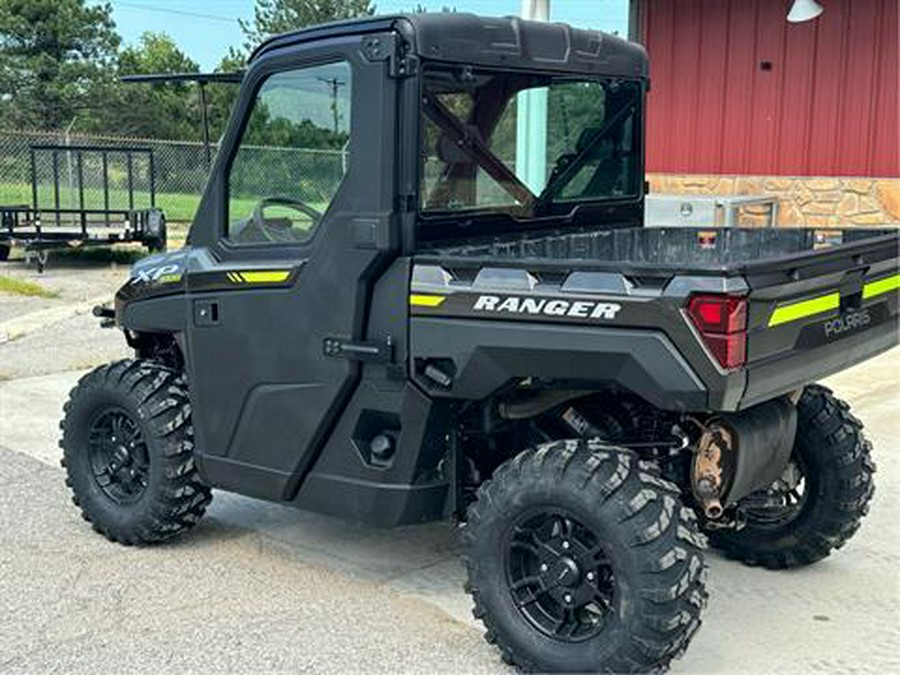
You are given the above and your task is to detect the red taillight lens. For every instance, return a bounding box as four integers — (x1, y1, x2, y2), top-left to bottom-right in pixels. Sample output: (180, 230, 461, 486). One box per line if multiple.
(687, 294, 748, 370)
(687, 295, 747, 333)
(698, 332, 747, 370)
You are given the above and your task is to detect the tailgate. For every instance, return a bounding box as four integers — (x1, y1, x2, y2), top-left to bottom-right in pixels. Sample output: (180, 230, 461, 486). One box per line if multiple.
(742, 235, 898, 408)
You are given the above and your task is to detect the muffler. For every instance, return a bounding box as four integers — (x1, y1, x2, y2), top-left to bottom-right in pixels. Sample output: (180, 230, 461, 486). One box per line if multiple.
(691, 397, 797, 519)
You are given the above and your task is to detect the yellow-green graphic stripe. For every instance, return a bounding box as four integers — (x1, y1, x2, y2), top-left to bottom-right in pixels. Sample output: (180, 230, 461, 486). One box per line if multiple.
(409, 294, 447, 307)
(863, 273, 900, 300)
(768, 292, 840, 327)
(226, 270, 291, 284)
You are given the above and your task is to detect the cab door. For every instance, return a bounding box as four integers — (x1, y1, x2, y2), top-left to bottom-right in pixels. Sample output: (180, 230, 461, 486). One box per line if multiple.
(185, 34, 398, 501)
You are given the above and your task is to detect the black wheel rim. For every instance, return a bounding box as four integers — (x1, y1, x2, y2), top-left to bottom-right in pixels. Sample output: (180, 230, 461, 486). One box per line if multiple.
(505, 509, 616, 642)
(740, 457, 808, 528)
(87, 407, 149, 504)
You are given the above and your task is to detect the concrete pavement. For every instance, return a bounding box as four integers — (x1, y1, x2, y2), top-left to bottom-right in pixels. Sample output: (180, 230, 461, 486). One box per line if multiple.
(1, 349, 898, 673)
(0, 260, 129, 379)
(0, 448, 491, 673)
(0, 293, 109, 343)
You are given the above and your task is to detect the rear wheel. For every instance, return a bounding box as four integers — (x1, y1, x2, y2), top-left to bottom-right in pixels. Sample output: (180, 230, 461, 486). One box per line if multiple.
(709, 385, 875, 569)
(60, 359, 211, 545)
(463, 440, 708, 673)
(0, 244, 9, 261)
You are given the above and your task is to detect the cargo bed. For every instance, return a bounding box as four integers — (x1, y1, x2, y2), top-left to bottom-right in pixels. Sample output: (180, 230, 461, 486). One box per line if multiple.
(411, 226, 899, 411)
(420, 226, 898, 278)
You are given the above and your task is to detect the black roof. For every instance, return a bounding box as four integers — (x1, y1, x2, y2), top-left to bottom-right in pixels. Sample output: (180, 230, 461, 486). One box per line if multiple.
(251, 13, 648, 78)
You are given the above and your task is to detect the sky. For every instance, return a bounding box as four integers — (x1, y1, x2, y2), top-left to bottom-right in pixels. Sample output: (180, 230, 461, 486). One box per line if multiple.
(99, 1, 630, 71)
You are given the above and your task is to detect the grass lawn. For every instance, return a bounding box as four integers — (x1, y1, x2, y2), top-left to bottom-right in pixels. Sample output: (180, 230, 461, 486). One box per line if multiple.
(0, 275, 59, 298)
(0, 181, 202, 222)
(1, 181, 328, 257)
(0, 182, 315, 224)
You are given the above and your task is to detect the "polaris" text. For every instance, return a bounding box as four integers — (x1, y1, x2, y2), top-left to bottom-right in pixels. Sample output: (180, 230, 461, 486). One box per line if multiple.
(823, 310, 871, 338)
(472, 295, 622, 320)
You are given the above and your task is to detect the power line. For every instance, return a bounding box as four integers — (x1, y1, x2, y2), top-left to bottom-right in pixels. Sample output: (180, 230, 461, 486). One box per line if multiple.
(111, 2, 240, 24)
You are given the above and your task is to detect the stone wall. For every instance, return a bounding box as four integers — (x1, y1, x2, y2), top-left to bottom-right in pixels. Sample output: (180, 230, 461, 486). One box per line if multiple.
(646, 174, 900, 227)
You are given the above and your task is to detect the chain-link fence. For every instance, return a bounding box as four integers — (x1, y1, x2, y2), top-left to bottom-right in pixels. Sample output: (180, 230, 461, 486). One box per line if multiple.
(0, 129, 345, 222)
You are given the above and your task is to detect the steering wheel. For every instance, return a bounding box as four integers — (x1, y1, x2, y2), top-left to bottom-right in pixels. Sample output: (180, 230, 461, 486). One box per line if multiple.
(249, 196, 323, 243)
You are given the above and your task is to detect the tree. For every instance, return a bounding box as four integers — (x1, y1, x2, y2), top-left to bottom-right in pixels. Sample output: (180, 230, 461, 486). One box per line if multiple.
(0, 0, 120, 130)
(109, 32, 201, 139)
(119, 32, 200, 79)
(240, 0, 375, 50)
(410, 4, 456, 11)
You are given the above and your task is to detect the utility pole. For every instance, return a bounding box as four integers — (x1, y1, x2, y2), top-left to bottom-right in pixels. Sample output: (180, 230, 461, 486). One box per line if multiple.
(318, 76, 346, 136)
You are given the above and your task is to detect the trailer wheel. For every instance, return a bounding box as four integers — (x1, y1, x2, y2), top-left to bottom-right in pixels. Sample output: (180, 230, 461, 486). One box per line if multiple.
(60, 359, 211, 545)
(709, 385, 875, 569)
(463, 440, 708, 673)
(146, 213, 167, 254)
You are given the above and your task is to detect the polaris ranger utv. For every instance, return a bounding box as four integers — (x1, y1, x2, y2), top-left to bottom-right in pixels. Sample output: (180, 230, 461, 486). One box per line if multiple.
(60, 13, 898, 673)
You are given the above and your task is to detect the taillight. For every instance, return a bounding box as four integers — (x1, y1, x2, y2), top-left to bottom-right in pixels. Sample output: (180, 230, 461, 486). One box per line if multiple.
(687, 294, 748, 370)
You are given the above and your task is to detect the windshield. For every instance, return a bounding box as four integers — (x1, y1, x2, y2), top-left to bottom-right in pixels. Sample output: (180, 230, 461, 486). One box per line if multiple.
(420, 67, 641, 218)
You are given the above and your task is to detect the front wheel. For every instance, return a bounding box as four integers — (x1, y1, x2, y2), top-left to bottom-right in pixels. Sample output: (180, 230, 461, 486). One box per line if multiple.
(709, 385, 875, 569)
(463, 440, 708, 673)
(60, 359, 211, 545)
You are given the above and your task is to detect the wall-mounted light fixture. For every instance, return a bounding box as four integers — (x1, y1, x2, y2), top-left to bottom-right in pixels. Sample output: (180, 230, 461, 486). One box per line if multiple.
(787, 0, 824, 23)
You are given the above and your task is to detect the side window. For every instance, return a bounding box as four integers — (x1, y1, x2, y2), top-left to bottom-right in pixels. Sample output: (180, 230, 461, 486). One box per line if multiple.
(226, 61, 352, 244)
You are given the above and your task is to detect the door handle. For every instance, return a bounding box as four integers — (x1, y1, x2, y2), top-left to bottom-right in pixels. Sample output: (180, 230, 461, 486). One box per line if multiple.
(323, 336, 392, 362)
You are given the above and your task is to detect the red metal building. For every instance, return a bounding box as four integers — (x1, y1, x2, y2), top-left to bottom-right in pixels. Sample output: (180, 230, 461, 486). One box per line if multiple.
(635, 0, 899, 178)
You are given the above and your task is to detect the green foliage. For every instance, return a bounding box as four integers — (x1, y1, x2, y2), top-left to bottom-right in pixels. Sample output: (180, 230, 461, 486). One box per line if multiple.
(108, 32, 202, 140)
(421, 70, 628, 209)
(409, 4, 456, 12)
(0, 0, 375, 144)
(0, 0, 120, 130)
(244, 110, 348, 149)
(239, 0, 375, 50)
(0, 1, 242, 141)
(230, 64, 351, 204)
(52, 245, 150, 264)
(119, 31, 200, 78)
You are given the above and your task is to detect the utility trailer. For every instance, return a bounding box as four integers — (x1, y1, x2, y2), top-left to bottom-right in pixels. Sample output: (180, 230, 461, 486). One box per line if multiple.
(0, 144, 166, 271)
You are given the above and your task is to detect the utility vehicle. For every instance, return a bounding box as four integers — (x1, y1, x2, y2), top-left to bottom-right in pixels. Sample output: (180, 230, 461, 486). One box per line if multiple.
(60, 13, 898, 673)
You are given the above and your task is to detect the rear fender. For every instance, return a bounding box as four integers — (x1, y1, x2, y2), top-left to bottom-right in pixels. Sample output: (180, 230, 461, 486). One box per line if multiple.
(409, 317, 711, 412)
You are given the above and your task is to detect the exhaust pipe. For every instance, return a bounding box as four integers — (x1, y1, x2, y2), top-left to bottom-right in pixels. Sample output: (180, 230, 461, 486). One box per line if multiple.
(691, 397, 797, 519)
